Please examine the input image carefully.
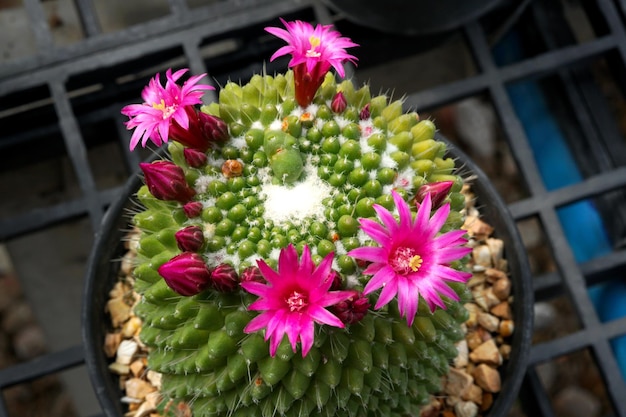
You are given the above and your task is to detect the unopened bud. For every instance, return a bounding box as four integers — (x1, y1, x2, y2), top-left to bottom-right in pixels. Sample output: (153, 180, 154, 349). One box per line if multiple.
(169, 107, 229, 151)
(359, 103, 370, 120)
(240, 266, 264, 284)
(330, 290, 370, 324)
(175, 226, 204, 252)
(210, 263, 239, 292)
(198, 112, 229, 144)
(327, 270, 344, 291)
(139, 161, 195, 203)
(331, 91, 347, 114)
(183, 148, 208, 168)
(414, 180, 454, 210)
(183, 201, 203, 218)
(158, 252, 211, 296)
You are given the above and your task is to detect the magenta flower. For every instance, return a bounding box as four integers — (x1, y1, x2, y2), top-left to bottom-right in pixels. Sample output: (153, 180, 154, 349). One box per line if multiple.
(121, 68, 214, 150)
(241, 244, 353, 357)
(265, 19, 358, 108)
(348, 191, 472, 325)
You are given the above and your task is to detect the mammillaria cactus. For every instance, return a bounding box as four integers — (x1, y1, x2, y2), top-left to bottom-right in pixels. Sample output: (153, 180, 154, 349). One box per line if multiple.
(122, 18, 475, 417)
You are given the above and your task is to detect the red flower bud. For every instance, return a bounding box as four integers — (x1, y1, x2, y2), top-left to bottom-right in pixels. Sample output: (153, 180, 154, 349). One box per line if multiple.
(183, 148, 208, 168)
(330, 290, 370, 324)
(331, 91, 347, 113)
(327, 270, 344, 291)
(359, 103, 370, 120)
(169, 106, 229, 151)
(183, 201, 203, 218)
(175, 226, 204, 252)
(240, 266, 264, 284)
(210, 263, 239, 292)
(414, 180, 454, 210)
(158, 252, 211, 296)
(140, 161, 195, 203)
(198, 112, 229, 144)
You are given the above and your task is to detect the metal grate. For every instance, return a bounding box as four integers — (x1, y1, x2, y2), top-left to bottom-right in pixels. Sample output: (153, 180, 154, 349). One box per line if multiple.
(1, 0, 626, 416)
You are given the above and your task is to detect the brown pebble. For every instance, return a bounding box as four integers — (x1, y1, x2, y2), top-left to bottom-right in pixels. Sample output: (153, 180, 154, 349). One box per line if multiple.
(473, 364, 501, 393)
(104, 332, 122, 358)
(462, 384, 483, 404)
(107, 297, 132, 328)
(499, 320, 515, 337)
(125, 378, 156, 400)
(484, 268, 507, 282)
(492, 278, 511, 300)
(444, 368, 474, 397)
(499, 344, 512, 360)
(469, 339, 502, 366)
(454, 400, 479, 417)
(466, 330, 484, 350)
(130, 360, 145, 377)
(491, 302, 512, 320)
(477, 312, 500, 332)
(481, 392, 494, 411)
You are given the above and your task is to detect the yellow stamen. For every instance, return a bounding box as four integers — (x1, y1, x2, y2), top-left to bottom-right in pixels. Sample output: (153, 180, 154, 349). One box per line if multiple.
(309, 36, 321, 48)
(152, 99, 166, 111)
(300, 112, 313, 122)
(409, 255, 423, 272)
(281, 117, 289, 131)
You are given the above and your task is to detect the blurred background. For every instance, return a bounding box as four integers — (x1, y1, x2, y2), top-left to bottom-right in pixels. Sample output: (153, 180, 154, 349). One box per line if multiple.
(1, 0, 626, 416)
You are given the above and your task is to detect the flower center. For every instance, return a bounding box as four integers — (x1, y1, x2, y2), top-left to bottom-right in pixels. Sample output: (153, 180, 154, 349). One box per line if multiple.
(152, 99, 176, 119)
(286, 290, 308, 312)
(389, 246, 423, 274)
(306, 36, 321, 58)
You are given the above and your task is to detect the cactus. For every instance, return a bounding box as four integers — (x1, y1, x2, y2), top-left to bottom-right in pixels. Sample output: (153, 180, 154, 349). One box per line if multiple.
(121, 19, 474, 417)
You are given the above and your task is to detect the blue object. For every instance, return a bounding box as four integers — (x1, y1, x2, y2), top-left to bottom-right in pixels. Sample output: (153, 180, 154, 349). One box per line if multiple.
(493, 32, 625, 376)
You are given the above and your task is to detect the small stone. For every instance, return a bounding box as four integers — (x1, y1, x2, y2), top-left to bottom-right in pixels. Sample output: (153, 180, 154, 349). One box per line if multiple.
(121, 252, 135, 276)
(122, 316, 142, 338)
(553, 386, 601, 417)
(463, 216, 494, 240)
(499, 343, 512, 360)
(484, 287, 501, 308)
(462, 384, 483, 404)
(109, 362, 130, 375)
(471, 288, 489, 311)
(472, 245, 492, 268)
(125, 378, 156, 400)
(116, 339, 139, 365)
(107, 296, 132, 328)
(454, 339, 469, 368)
(445, 395, 461, 407)
(444, 368, 474, 397)
(419, 399, 441, 417)
(130, 359, 145, 377)
(481, 392, 494, 411)
(104, 332, 122, 357)
(466, 330, 484, 350)
(454, 400, 479, 417)
(467, 274, 486, 287)
(492, 278, 511, 300)
(146, 370, 162, 390)
(499, 320, 515, 337)
(477, 312, 500, 332)
(469, 339, 502, 366)
(491, 301, 512, 320)
(484, 267, 507, 282)
(486, 238, 503, 265)
(473, 364, 501, 393)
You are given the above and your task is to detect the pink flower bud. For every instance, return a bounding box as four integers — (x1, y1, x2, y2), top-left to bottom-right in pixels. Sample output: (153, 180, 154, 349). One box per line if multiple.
(175, 226, 204, 252)
(198, 112, 229, 144)
(140, 161, 195, 203)
(210, 263, 239, 292)
(183, 201, 203, 218)
(158, 252, 211, 296)
(414, 181, 454, 210)
(330, 290, 370, 324)
(169, 107, 229, 151)
(327, 270, 344, 291)
(183, 148, 208, 168)
(331, 91, 347, 113)
(240, 266, 264, 284)
(359, 103, 370, 120)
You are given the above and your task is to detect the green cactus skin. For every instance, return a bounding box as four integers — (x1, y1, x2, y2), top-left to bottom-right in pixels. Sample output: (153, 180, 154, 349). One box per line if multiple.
(132, 71, 471, 417)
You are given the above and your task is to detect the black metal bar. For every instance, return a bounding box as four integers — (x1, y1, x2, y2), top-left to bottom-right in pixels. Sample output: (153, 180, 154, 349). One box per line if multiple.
(73, 0, 102, 37)
(0, 391, 8, 417)
(524, 368, 556, 417)
(49, 79, 104, 231)
(0, 345, 84, 388)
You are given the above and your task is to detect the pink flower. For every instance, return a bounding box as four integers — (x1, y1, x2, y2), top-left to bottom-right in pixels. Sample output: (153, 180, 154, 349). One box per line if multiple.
(265, 19, 358, 108)
(121, 68, 214, 150)
(241, 244, 353, 357)
(348, 191, 472, 325)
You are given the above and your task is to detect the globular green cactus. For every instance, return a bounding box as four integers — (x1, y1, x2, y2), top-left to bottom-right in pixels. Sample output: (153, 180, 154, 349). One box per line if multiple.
(130, 70, 472, 417)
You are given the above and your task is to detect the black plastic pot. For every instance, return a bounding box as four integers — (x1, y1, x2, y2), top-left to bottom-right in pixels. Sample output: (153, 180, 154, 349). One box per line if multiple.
(82, 138, 532, 417)
(324, 0, 505, 37)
